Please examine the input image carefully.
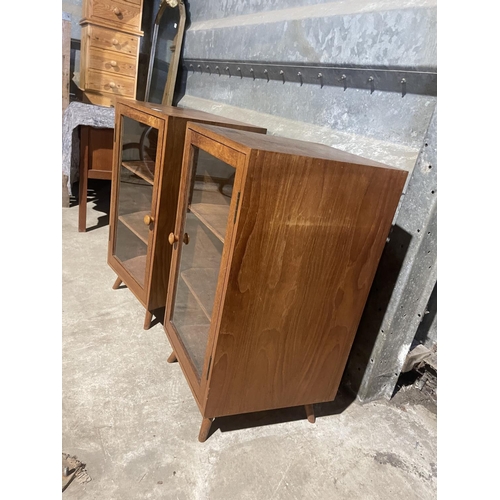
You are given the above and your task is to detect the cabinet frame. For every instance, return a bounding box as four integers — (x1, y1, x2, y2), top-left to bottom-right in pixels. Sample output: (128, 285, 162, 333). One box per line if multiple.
(164, 123, 408, 442)
(164, 131, 248, 408)
(108, 105, 165, 308)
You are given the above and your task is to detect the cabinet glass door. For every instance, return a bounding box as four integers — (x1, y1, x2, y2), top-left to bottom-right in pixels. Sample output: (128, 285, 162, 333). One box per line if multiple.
(113, 115, 159, 288)
(171, 147, 236, 380)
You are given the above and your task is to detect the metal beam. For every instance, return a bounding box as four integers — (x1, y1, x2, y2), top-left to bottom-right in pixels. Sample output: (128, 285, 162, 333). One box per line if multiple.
(183, 59, 437, 96)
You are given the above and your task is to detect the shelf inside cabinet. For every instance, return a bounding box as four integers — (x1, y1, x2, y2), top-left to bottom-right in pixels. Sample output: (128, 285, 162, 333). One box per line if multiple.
(172, 277, 211, 377)
(119, 254, 147, 287)
(122, 160, 155, 185)
(118, 211, 150, 244)
(189, 203, 229, 243)
(180, 268, 219, 320)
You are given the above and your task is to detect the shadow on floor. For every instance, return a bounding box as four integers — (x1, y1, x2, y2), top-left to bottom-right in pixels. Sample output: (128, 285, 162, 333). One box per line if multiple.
(73, 179, 112, 232)
(205, 389, 356, 440)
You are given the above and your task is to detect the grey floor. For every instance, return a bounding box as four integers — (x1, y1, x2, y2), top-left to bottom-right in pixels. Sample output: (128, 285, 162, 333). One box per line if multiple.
(62, 181, 437, 500)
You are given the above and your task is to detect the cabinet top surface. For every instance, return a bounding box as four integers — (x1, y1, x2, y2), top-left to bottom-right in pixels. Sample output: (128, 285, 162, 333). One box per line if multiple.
(115, 100, 267, 132)
(188, 123, 405, 171)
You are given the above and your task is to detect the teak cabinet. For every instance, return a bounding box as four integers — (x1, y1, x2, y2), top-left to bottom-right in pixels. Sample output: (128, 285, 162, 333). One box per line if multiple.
(164, 123, 408, 442)
(79, 0, 144, 106)
(107, 100, 266, 329)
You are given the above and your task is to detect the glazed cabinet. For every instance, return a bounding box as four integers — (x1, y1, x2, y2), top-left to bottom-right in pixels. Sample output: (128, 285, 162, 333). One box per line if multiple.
(164, 123, 408, 442)
(107, 99, 266, 329)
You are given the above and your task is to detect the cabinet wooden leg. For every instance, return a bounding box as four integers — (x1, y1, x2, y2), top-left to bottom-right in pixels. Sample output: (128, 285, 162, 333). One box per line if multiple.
(143, 310, 153, 330)
(167, 351, 177, 363)
(198, 418, 214, 443)
(112, 277, 122, 290)
(305, 404, 316, 424)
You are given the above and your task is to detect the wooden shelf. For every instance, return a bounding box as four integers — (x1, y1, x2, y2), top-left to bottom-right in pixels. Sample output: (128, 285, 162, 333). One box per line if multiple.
(180, 268, 219, 321)
(120, 254, 147, 287)
(189, 203, 229, 243)
(122, 160, 155, 185)
(118, 211, 150, 244)
(172, 277, 211, 376)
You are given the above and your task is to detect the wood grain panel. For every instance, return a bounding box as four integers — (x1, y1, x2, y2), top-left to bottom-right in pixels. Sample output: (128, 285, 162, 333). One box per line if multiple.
(85, 69, 135, 96)
(205, 150, 407, 418)
(88, 0, 141, 29)
(87, 48, 136, 77)
(88, 25, 139, 55)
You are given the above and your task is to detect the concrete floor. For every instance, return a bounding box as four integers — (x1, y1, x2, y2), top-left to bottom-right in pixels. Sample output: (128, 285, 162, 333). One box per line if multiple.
(62, 181, 437, 499)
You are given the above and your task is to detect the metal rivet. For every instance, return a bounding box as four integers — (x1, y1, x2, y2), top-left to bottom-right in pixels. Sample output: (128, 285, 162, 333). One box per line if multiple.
(206, 65, 211, 75)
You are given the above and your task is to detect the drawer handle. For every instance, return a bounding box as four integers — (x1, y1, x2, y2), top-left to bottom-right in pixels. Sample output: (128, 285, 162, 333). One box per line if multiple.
(114, 7, 122, 15)
(143, 215, 154, 225)
(109, 82, 116, 88)
(112, 38, 118, 45)
(110, 60, 117, 67)
(183, 233, 190, 245)
(168, 233, 179, 245)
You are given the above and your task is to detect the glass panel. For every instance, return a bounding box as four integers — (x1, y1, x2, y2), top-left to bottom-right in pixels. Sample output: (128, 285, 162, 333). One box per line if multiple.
(114, 116, 158, 288)
(172, 147, 235, 379)
(147, 5, 180, 103)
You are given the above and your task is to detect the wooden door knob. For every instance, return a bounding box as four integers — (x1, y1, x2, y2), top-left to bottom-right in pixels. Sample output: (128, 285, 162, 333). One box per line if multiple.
(109, 82, 116, 88)
(183, 233, 190, 245)
(114, 7, 122, 15)
(168, 233, 179, 245)
(112, 39, 118, 45)
(110, 60, 117, 67)
(143, 214, 154, 225)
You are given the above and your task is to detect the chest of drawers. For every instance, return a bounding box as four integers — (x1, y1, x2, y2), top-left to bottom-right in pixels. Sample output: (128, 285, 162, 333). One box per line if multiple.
(79, 0, 144, 107)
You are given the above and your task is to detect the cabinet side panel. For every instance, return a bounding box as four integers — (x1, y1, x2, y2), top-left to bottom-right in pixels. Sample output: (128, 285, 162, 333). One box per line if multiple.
(206, 151, 407, 418)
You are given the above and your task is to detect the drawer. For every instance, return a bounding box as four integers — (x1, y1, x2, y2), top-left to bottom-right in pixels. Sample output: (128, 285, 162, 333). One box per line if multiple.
(88, 0, 141, 30)
(85, 69, 136, 97)
(88, 25, 139, 56)
(87, 48, 136, 78)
